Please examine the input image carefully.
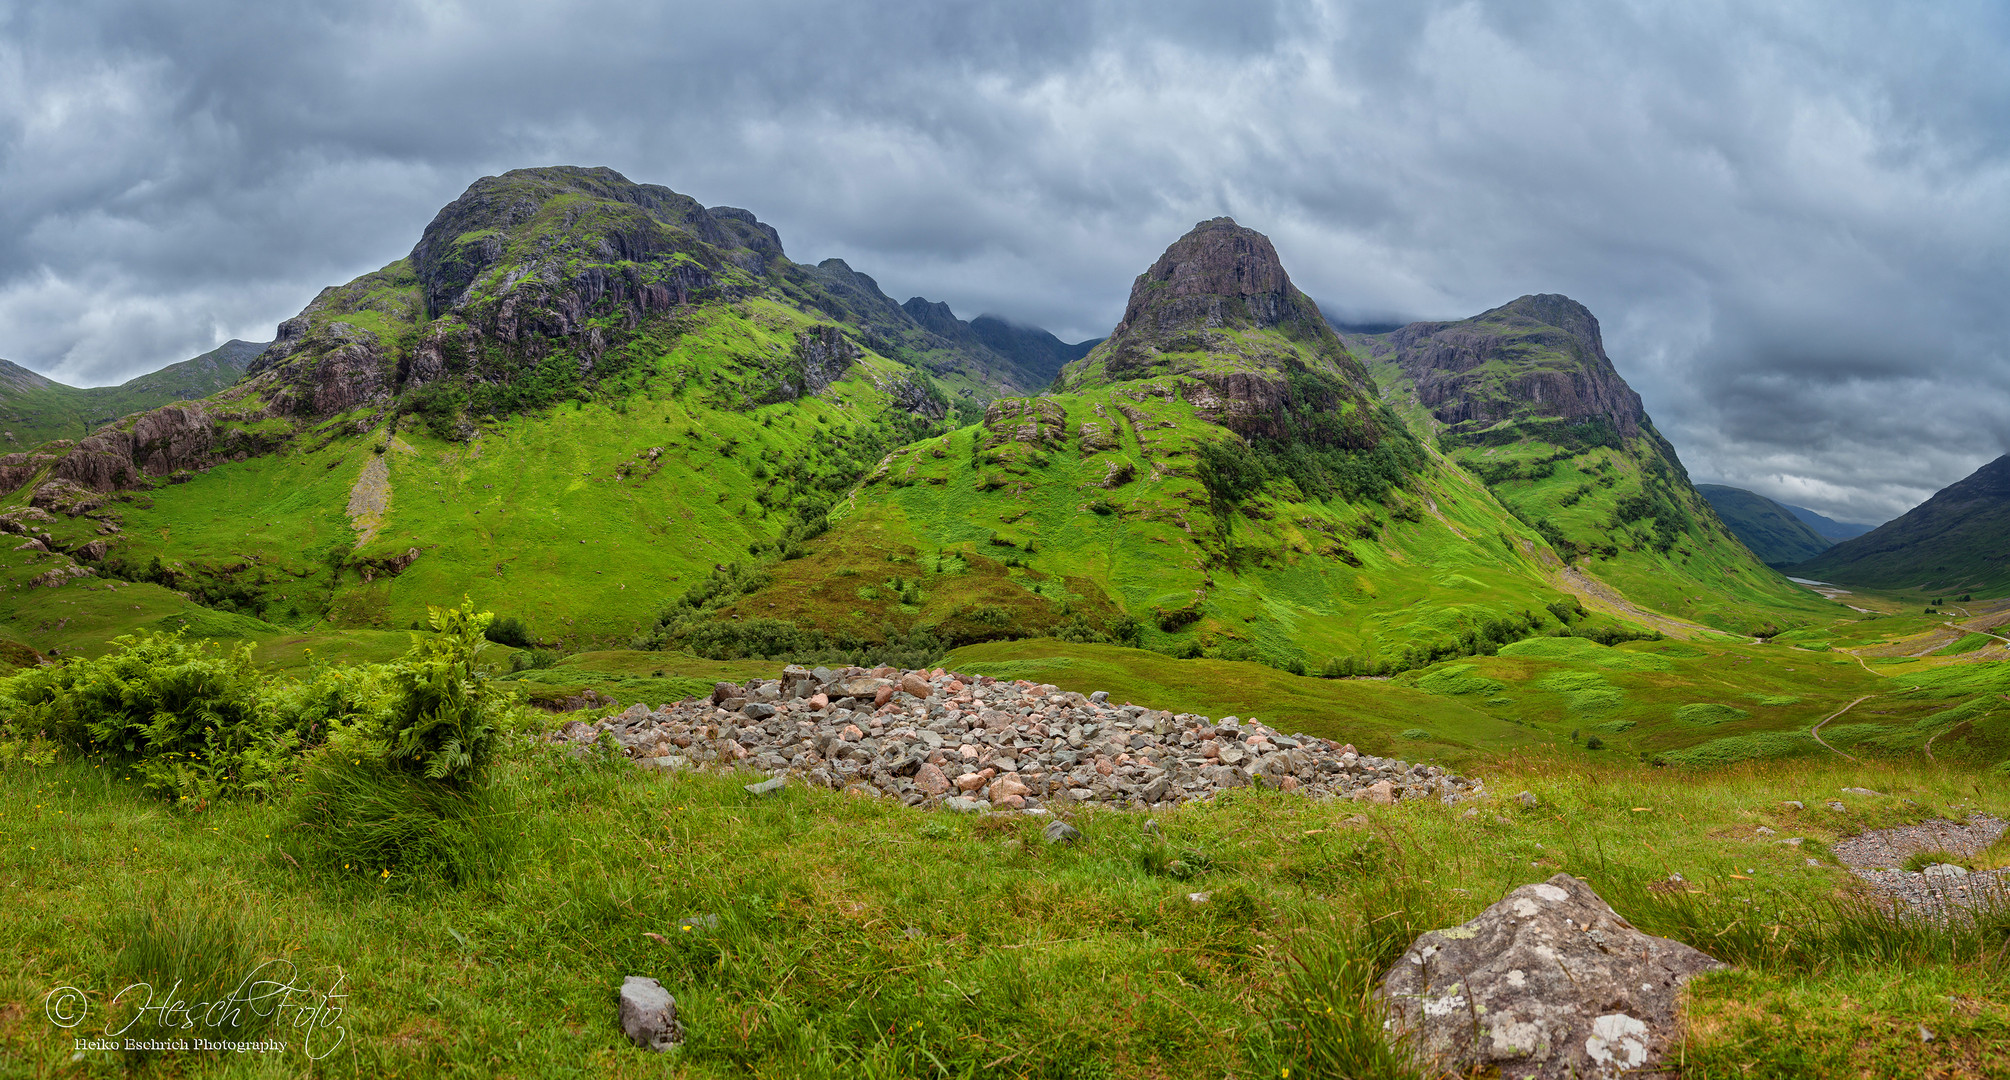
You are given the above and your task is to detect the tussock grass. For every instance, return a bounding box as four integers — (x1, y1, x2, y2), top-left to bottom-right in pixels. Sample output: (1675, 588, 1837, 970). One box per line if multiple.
(4, 741, 2007, 1077)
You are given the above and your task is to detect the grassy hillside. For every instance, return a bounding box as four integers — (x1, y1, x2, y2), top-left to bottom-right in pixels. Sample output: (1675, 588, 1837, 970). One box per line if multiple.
(1793, 454, 2010, 596)
(0, 340, 263, 449)
(1697, 483, 1833, 566)
(1347, 301, 1837, 635)
(687, 220, 1706, 676)
(28, 301, 951, 648)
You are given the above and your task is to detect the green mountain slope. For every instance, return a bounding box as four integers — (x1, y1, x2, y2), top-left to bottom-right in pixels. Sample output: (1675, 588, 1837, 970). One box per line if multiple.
(1696, 484, 1832, 566)
(1791, 454, 2010, 594)
(698, 219, 1668, 672)
(1344, 297, 1834, 634)
(0, 166, 1081, 644)
(0, 340, 264, 449)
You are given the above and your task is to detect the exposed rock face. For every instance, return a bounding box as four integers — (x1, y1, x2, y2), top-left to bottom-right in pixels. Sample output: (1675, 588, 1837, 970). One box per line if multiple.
(1385, 294, 1646, 438)
(1060, 218, 1386, 449)
(1111, 217, 1309, 341)
(250, 316, 397, 417)
(1381, 873, 1724, 1079)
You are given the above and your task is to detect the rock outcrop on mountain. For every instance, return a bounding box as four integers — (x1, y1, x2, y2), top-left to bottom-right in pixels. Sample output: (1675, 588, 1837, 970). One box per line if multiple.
(1350, 295, 1830, 633)
(1059, 218, 1389, 449)
(1382, 294, 1645, 438)
(1791, 454, 2010, 593)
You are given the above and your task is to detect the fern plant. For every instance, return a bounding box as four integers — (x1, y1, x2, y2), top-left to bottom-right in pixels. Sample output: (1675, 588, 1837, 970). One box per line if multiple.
(381, 600, 511, 787)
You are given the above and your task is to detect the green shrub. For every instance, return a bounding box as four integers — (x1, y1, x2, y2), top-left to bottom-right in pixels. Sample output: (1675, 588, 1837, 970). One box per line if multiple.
(379, 601, 513, 787)
(1676, 703, 1751, 726)
(0, 632, 301, 804)
(485, 615, 535, 648)
(509, 648, 560, 672)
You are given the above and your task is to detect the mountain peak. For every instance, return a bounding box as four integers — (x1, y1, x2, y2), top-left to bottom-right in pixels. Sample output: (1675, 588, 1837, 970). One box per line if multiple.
(1791, 454, 2010, 591)
(1112, 217, 1318, 341)
(1385, 292, 1645, 438)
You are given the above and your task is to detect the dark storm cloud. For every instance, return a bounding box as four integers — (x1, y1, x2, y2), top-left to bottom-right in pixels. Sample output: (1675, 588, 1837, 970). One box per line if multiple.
(2, 0, 2006, 522)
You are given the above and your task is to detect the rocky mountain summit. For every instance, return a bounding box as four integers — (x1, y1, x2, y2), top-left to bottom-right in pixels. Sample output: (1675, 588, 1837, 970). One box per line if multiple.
(554, 664, 1484, 811)
(1375, 294, 1647, 439)
(1057, 217, 1390, 449)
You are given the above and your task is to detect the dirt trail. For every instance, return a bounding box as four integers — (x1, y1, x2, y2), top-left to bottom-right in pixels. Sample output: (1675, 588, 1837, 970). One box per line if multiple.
(346, 453, 391, 546)
(1548, 566, 1718, 641)
(1810, 696, 1871, 761)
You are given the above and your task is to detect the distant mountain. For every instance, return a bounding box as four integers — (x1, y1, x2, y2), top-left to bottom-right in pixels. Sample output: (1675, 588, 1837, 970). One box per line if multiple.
(966, 314, 1098, 387)
(1790, 455, 2010, 594)
(0, 340, 264, 449)
(1778, 502, 1875, 542)
(1695, 484, 1832, 566)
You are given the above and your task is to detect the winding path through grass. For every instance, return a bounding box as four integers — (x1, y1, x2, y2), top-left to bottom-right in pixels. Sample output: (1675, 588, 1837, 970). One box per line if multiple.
(1811, 695, 1873, 761)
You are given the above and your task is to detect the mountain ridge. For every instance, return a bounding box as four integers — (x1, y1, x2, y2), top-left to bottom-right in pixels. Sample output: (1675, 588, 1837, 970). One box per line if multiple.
(1790, 454, 2010, 593)
(1695, 484, 1833, 567)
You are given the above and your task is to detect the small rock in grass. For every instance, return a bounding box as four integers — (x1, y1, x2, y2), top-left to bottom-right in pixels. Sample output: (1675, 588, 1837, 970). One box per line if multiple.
(1187, 891, 1211, 904)
(1043, 820, 1082, 845)
(1517, 790, 1539, 807)
(1840, 787, 1884, 797)
(1922, 863, 1970, 879)
(619, 975, 684, 1051)
(743, 777, 786, 798)
(1782, 800, 1804, 811)
(1827, 801, 1847, 812)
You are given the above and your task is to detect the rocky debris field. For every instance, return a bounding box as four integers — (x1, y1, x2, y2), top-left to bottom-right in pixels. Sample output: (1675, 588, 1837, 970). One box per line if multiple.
(552, 664, 1484, 812)
(1832, 812, 2008, 919)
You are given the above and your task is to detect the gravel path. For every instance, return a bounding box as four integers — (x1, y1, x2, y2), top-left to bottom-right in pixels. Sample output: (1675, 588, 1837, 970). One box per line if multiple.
(1833, 814, 2007, 919)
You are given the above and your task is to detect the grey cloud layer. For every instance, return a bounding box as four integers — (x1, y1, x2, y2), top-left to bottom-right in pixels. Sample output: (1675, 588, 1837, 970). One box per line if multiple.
(2, 0, 2005, 522)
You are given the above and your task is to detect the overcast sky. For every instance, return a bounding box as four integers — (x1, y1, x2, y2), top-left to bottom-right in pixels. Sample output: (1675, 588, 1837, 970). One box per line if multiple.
(3, 0, 2006, 523)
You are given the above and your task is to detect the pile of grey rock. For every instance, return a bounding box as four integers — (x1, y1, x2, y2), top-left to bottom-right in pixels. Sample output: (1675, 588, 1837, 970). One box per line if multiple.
(551, 664, 1483, 812)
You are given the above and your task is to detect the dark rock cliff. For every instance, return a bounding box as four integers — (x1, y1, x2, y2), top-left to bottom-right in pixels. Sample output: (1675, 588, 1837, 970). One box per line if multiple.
(1060, 217, 1386, 449)
(1385, 294, 1646, 438)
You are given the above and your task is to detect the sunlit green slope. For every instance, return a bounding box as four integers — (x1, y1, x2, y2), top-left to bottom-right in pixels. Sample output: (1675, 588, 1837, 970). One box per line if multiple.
(1344, 297, 1836, 635)
(708, 220, 1658, 671)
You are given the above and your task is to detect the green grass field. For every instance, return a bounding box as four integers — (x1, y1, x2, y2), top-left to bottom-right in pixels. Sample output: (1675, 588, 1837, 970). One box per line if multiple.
(4, 742, 2004, 1077)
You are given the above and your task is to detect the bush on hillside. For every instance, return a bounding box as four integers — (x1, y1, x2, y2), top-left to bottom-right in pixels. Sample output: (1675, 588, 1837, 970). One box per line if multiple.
(379, 601, 512, 787)
(484, 615, 535, 648)
(0, 632, 303, 803)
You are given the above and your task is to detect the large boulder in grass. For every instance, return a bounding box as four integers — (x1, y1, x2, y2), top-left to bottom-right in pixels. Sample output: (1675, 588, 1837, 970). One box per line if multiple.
(618, 975, 684, 1051)
(1379, 873, 1725, 1079)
